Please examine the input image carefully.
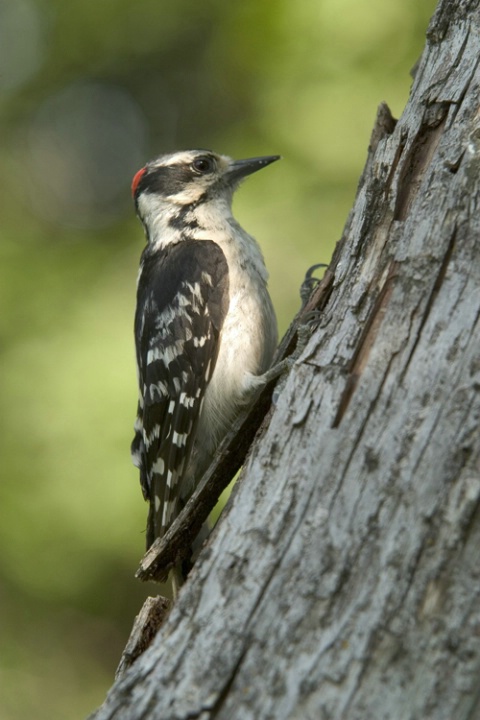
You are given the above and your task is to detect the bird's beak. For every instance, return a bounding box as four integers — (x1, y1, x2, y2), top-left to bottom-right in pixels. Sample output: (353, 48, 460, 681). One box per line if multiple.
(225, 155, 281, 184)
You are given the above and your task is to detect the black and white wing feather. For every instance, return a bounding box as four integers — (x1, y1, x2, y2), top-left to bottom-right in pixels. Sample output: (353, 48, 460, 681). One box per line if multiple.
(131, 239, 229, 548)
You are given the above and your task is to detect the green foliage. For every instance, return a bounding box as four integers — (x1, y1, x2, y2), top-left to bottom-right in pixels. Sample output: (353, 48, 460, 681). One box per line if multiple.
(0, 0, 436, 717)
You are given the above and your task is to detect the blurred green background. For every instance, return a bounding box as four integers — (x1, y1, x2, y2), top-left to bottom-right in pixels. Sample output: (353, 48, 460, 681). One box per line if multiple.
(1, 0, 435, 717)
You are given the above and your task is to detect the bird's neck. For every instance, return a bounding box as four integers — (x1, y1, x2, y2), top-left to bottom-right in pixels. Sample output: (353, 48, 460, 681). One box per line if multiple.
(145, 196, 236, 251)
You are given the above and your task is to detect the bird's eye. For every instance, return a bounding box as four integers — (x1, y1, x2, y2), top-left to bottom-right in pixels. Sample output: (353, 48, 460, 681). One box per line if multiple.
(192, 157, 214, 174)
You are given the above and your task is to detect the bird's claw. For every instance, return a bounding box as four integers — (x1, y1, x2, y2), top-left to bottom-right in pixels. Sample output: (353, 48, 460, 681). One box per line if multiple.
(300, 263, 328, 306)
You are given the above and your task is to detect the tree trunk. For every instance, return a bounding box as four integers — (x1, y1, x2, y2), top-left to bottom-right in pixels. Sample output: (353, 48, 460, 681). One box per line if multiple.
(91, 1, 480, 718)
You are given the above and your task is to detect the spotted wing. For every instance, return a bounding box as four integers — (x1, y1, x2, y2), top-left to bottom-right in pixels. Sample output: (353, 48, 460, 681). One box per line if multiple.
(131, 239, 229, 548)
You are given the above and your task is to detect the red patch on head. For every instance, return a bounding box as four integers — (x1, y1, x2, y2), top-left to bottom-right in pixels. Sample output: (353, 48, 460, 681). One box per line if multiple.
(131, 167, 147, 197)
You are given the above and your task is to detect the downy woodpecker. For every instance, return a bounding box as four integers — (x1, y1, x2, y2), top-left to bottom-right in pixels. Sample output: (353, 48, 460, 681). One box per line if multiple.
(131, 149, 279, 579)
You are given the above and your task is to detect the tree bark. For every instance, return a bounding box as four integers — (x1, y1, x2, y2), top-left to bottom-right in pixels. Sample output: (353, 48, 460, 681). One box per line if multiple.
(91, 1, 480, 717)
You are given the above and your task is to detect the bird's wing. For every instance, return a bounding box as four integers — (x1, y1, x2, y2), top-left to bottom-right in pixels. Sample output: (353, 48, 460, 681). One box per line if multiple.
(131, 239, 229, 548)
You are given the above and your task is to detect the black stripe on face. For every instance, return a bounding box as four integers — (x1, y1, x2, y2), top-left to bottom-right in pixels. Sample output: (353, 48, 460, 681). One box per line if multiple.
(138, 164, 193, 197)
(134, 152, 219, 199)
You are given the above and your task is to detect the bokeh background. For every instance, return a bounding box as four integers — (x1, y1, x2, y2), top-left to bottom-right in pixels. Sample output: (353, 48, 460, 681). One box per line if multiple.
(1, 0, 436, 717)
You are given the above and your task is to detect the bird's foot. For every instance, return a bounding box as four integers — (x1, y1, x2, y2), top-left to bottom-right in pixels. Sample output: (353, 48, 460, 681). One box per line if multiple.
(300, 263, 328, 306)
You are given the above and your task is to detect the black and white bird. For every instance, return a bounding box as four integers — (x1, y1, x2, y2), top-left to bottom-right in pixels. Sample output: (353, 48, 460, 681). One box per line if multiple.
(131, 149, 279, 586)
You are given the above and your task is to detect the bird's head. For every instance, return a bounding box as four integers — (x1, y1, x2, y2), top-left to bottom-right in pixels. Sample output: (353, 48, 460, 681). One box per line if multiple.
(131, 149, 280, 235)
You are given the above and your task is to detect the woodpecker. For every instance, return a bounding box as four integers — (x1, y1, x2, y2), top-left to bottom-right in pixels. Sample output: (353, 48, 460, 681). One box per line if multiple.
(131, 149, 279, 584)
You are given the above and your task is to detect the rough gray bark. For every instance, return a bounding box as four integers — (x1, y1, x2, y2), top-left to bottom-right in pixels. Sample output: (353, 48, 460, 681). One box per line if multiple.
(91, 1, 480, 718)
